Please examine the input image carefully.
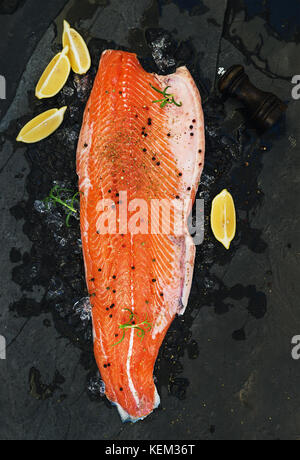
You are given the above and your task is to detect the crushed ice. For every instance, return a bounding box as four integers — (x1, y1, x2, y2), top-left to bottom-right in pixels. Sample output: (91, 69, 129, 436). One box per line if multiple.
(47, 276, 65, 299)
(146, 29, 177, 73)
(74, 297, 92, 323)
(34, 180, 80, 231)
(87, 374, 106, 399)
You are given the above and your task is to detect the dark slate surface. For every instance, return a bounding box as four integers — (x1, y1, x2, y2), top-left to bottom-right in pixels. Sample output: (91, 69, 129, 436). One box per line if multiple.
(0, 0, 299, 440)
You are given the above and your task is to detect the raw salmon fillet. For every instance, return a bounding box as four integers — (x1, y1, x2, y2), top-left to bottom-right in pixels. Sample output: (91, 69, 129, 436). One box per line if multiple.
(77, 50, 205, 422)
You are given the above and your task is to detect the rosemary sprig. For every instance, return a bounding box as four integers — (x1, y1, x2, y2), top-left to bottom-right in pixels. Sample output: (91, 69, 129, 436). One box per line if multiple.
(112, 308, 152, 347)
(44, 185, 80, 227)
(150, 84, 182, 108)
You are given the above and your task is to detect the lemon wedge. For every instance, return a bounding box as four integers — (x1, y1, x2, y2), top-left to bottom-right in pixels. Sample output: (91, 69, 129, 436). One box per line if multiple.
(35, 46, 71, 99)
(211, 189, 236, 250)
(63, 20, 91, 75)
(16, 107, 67, 144)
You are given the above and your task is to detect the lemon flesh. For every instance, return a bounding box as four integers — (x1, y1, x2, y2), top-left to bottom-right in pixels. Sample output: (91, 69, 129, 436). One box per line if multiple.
(35, 47, 71, 99)
(211, 189, 236, 250)
(63, 20, 91, 75)
(16, 107, 67, 144)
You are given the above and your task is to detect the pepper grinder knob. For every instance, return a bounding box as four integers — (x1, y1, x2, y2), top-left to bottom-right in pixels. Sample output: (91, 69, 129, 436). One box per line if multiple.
(218, 65, 287, 131)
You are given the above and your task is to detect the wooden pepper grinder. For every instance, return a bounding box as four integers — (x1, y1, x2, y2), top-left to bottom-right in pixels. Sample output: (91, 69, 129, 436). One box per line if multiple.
(218, 65, 287, 131)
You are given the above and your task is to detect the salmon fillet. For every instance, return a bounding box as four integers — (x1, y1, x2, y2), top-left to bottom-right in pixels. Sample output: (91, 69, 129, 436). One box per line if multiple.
(77, 50, 205, 422)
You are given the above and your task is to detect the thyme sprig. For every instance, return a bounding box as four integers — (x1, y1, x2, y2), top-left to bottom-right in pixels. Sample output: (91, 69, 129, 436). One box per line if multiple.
(44, 185, 80, 227)
(112, 308, 152, 347)
(150, 84, 182, 108)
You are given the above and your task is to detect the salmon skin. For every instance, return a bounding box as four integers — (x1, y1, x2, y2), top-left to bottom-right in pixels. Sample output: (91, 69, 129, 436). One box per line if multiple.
(76, 50, 205, 422)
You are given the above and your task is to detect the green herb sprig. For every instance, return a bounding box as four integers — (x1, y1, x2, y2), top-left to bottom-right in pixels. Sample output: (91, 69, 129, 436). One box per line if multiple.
(112, 308, 152, 347)
(44, 185, 80, 227)
(150, 84, 182, 108)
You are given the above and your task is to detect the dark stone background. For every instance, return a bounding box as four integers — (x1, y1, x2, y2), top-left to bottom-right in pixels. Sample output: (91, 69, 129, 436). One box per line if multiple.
(0, 0, 299, 440)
